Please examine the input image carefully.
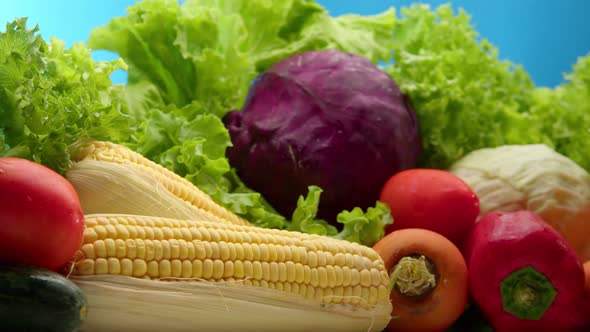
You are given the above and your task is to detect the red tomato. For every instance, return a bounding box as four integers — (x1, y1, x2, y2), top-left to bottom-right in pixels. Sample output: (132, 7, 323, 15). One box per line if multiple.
(0, 158, 84, 270)
(379, 168, 479, 246)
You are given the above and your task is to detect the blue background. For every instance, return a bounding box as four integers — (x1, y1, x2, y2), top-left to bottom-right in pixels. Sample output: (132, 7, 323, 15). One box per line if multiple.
(1, 0, 588, 88)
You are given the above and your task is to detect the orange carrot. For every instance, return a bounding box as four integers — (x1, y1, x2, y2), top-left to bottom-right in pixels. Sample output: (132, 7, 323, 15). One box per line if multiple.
(373, 228, 468, 332)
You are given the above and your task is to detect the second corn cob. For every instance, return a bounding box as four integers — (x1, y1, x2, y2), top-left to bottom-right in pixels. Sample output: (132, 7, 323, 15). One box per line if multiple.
(67, 141, 251, 226)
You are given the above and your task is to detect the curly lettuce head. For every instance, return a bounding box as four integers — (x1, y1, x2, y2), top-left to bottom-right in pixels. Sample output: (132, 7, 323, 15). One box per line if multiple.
(0, 18, 132, 174)
(530, 54, 590, 172)
(385, 4, 551, 169)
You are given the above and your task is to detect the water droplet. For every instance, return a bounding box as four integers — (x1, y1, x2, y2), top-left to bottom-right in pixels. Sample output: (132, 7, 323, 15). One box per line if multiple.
(0, 168, 5, 175)
(26, 196, 33, 202)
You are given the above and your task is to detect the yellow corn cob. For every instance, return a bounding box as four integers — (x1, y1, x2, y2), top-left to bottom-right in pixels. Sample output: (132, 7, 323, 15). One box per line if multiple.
(67, 140, 250, 226)
(71, 214, 393, 332)
(74, 214, 390, 307)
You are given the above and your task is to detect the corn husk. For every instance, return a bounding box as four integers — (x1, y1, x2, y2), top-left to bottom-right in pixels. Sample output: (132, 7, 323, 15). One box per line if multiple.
(66, 140, 249, 226)
(72, 275, 392, 332)
(67, 160, 209, 220)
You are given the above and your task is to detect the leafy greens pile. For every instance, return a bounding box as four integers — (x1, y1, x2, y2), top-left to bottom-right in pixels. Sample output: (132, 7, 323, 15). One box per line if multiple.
(1, 1, 589, 247)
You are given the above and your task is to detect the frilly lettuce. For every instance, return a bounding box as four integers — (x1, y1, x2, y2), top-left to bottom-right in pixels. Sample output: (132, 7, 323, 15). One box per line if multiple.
(530, 54, 590, 171)
(385, 4, 550, 169)
(388, 4, 590, 174)
(0, 18, 132, 174)
(288, 186, 392, 247)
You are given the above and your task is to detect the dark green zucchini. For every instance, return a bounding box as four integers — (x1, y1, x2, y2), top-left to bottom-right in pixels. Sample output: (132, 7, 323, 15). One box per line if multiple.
(0, 265, 87, 332)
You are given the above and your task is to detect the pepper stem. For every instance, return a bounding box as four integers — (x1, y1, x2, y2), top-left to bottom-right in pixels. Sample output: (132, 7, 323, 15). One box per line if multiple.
(500, 266, 557, 320)
(389, 255, 437, 298)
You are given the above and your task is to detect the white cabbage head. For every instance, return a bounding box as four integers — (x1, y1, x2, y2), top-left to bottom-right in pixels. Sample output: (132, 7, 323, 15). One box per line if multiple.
(449, 144, 590, 261)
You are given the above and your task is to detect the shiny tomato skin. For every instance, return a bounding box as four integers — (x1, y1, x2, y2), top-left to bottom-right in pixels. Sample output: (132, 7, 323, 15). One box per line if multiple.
(0, 158, 84, 270)
(379, 168, 479, 246)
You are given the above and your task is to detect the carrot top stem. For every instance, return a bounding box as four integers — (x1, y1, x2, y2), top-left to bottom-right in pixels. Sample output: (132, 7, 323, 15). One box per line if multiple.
(390, 255, 437, 298)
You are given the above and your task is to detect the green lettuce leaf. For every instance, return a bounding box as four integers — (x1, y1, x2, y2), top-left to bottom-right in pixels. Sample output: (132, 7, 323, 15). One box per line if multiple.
(385, 4, 550, 169)
(287, 186, 392, 247)
(130, 102, 233, 193)
(288, 186, 337, 236)
(88, 0, 254, 116)
(0, 18, 132, 174)
(530, 54, 590, 171)
(333, 202, 393, 247)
